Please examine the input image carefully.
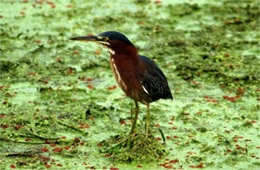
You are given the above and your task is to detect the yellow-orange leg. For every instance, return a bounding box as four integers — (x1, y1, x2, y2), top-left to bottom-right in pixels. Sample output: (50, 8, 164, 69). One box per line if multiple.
(145, 104, 150, 138)
(130, 101, 139, 135)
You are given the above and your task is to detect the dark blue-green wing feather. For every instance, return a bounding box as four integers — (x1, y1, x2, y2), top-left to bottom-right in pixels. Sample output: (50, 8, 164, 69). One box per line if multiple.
(139, 55, 173, 102)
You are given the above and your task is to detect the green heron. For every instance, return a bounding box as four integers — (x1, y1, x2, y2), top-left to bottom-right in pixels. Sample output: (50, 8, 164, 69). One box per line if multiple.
(71, 31, 173, 137)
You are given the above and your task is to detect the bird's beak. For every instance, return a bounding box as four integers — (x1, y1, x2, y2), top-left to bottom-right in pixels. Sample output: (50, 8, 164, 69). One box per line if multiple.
(70, 35, 108, 43)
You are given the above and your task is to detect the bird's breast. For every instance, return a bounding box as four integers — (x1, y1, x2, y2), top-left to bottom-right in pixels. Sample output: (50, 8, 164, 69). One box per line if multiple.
(110, 56, 148, 103)
(110, 57, 128, 91)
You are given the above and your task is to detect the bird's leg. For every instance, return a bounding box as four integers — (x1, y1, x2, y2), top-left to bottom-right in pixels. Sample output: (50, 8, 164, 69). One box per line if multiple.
(130, 101, 139, 135)
(145, 104, 150, 138)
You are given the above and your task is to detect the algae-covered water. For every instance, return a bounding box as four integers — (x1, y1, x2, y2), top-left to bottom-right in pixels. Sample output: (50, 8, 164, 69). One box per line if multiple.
(0, 0, 259, 169)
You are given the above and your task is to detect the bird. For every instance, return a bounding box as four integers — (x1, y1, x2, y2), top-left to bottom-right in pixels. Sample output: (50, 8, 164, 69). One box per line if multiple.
(71, 31, 173, 138)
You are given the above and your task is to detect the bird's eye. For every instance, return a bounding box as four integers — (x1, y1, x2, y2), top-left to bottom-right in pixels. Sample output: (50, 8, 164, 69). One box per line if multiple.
(97, 36, 109, 41)
(104, 37, 109, 41)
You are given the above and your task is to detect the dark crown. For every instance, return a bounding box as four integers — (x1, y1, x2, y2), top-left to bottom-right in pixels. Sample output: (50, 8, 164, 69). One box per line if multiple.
(98, 31, 134, 46)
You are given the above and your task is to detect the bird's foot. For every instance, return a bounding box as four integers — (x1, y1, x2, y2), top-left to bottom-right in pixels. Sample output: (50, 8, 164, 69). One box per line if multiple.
(99, 133, 168, 162)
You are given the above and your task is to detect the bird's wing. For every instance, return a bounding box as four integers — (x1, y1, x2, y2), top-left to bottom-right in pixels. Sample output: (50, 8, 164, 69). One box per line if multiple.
(139, 55, 173, 101)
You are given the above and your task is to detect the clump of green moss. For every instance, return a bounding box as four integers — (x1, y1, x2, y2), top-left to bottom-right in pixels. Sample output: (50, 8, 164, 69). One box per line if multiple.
(99, 133, 168, 162)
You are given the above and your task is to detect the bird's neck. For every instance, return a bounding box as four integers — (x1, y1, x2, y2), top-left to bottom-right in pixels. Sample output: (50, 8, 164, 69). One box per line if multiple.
(109, 45, 138, 62)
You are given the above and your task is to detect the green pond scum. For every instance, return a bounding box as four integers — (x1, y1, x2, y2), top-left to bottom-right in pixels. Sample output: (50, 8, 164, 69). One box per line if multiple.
(0, 0, 259, 169)
(99, 133, 168, 163)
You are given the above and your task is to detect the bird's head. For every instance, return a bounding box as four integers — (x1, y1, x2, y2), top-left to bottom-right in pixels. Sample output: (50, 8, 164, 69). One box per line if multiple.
(70, 31, 136, 55)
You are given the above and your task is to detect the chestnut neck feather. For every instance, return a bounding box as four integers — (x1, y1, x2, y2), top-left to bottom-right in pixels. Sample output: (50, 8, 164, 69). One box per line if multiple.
(109, 40, 143, 102)
(109, 40, 138, 62)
